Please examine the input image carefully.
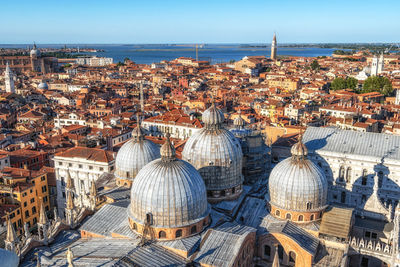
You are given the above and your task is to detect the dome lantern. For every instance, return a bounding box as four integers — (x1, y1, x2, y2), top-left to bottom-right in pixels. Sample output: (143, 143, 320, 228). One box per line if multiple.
(160, 133, 176, 162)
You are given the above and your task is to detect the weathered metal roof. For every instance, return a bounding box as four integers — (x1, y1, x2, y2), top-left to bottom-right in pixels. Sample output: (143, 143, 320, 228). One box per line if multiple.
(194, 222, 256, 267)
(158, 235, 201, 256)
(235, 196, 268, 228)
(80, 201, 130, 237)
(266, 220, 320, 255)
(319, 206, 353, 239)
(303, 126, 400, 161)
(114, 244, 187, 267)
(100, 187, 131, 202)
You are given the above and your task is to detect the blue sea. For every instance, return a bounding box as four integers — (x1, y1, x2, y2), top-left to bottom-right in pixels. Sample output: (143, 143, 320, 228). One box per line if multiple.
(0, 44, 337, 64)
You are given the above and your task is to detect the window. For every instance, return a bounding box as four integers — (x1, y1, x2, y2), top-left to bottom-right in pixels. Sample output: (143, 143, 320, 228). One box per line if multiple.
(100, 167, 104, 171)
(310, 214, 315, 221)
(346, 167, 352, 183)
(371, 232, 377, 239)
(42, 186, 47, 193)
(190, 225, 197, 234)
(378, 171, 384, 188)
(365, 231, 371, 238)
(289, 251, 296, 263)
(68, 163, 72, 167)
(58, 162, 63, 166)
(24, 202, 27, 207)
(264, 245, 271, 257)
(298, 215, 304, 222)
(30, 198, 35, 203)
(43, 196, 48, 203)
(278, 245, 284, 260)
(146, 213, 153, 225)
(159, 231, 166, 238)
(79, 164, 83, 169)
(25, 210, 29, 217)
(132, 223, 137, 230)
(33, 217, 37, 224)
(306, 202, 312, 210)
(89, 166, 93, 170)
(175, 229, 182, 238)
(286, 213, 292, 220)
(32, 206, 37, 214)
(41, 176, 45, 181)
(341, 191, 346, 203)
(339, 166, 345, 181)
(362, 169, 368, 185)
(275, 210, 280, 217)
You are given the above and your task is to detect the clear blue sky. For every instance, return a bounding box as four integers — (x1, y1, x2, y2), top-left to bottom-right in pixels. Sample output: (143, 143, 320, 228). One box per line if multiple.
(0, 0, 399, 44)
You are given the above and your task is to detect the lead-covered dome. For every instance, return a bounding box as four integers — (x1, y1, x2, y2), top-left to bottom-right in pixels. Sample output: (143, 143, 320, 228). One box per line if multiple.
(115, 119, 160, 186)
(268, 138, 328, 222)
(128, 134, 209, 239)
(30, 44, 40, 57)
(182, 102, 243, 202)
(38, 81, 48, 90)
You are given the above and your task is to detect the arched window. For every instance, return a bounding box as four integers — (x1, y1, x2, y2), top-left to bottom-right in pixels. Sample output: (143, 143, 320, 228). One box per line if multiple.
(232, 187, 235, 194)
(159, 231, 166, 238)
(289, 251, 296, 263)
(339, 166, 345, 181)
(346, 167, 352, 183)
(286, 213, 292, 220)
(175, 229, 182, 238)
(341, 191, 346, 204)
(220, 190, 226, 197)
(310, 214, 315, 221)
(306, 202, 312, 210)
(278, 245, 284, 260)
(362, 169, 368, 186)
(298, 215, 304, 222)
(275, 210, 280, 217)
(264, 245, 271, 257)
(378, 171, 384, 188)
(132, 223, 137, 230)
(146, 213, 153, 225)
(190, 225, 197, 234)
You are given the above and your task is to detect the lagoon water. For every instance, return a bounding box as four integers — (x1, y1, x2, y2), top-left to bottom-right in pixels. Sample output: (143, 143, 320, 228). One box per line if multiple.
(0, 44, 336, 64)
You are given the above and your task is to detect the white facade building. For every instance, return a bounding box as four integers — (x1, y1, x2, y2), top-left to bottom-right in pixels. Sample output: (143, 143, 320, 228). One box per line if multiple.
(54, 113, 86, 128)
(303, 127, 400, 210)
(53, 147, 114, 216)
(76, 57, 113, 66)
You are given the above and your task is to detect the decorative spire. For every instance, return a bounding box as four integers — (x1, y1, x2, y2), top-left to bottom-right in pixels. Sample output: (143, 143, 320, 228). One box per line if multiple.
(66, 190, 74, 210)
(66, 247, 74, 267)
(160, 133, 176, 162)
(132, 113, 144, 142)
(90, 179, 97, 197)
(272, 245, 280, 267)
(6, 214, 17, 244)
(65, 169, 74, 190)
(39, 200, 48, 225)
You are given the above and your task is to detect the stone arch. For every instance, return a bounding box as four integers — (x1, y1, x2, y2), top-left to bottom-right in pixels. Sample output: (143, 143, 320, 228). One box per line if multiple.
(275, 209, 280, 217)
(175, 229, 182, 238)
(286, 213, 292, 220)
(190, 225, 197, 234)
(298, 215, 304, 222)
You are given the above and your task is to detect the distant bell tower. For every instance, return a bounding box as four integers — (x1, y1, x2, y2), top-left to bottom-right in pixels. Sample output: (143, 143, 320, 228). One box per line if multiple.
(370, 56, 378, 76)
(271, 33, 277, 60)
(378, 52, 384, 74)
(4, 62, 15, 94)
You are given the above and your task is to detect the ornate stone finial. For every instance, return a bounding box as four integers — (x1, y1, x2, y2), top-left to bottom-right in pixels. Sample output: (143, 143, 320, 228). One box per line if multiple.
(160, 133, 176, 162)
(66, 191, 74, 210)
(39, 200, 48, 225)
(53, 207, 59, 222)
(132, 113, 144, 142)
(272, 244, 280, 267)
(90, 179, 97, 197)
(66, 169, 74, 190)
(6, 214, 17, 244)
(66, 247, 74, 267)
(234, 109, 245, 129)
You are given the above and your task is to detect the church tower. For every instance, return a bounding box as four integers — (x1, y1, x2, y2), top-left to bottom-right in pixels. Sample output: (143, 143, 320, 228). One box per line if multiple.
(378, 52, 384, 74)
(371, 56, 379, 76)
(4, 62, 15, 93)
(271, 33, 277, 60)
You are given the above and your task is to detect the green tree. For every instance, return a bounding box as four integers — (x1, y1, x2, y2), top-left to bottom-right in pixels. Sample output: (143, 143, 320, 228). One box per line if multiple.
(345, 77, 358, 90)
(331, 77, 358, 91)
(362, 76, 393, 96)
(311, 60, 320, 71)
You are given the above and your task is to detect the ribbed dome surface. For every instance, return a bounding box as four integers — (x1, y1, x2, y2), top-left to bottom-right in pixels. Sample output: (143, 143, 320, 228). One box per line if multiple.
(115, 139, 160, 180)
(182, 128, 243, 190)
(129, 158, 209, 227)
(268, 144, 328, 211)
(30, 46, 40, 57)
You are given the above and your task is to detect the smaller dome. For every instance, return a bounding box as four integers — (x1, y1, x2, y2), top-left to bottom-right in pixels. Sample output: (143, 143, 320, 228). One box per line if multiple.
(30, 44, 41, 57)
(202, 102, 224, 126)
(160, 133, 175, 161)
(38, 82, 48, 90)
(233, 111, 245, 128)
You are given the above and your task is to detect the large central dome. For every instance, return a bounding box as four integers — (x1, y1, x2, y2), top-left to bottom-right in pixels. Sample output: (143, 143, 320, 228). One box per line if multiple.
(182, 102, 243, 202)
(128, 134, 210, 240)
(268, 139, 328, 222)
